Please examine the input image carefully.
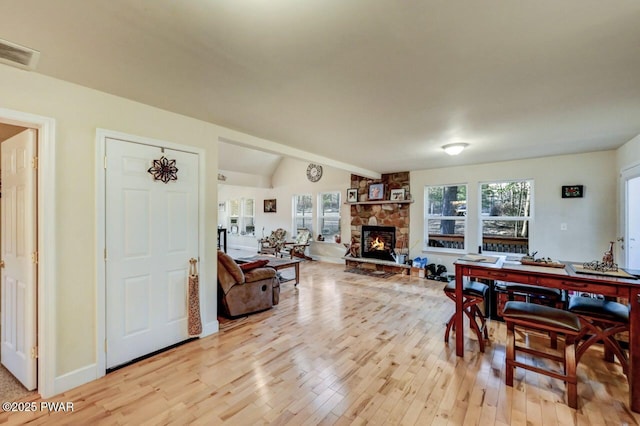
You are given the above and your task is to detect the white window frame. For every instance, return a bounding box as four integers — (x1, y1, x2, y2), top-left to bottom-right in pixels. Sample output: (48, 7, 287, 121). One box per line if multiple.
(424, 183, 468, 253)
(293, 194, 313, 235)
(318, 191, 341, 240)
(478, 179, 533, 255)
(228, 199, 240, 235)
(218, 200, 227, 228)
(241, 198, 255, 236)
(227, 198, 255, 236)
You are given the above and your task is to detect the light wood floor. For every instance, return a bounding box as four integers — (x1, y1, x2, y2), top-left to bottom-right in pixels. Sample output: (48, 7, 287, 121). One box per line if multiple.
(2, 261, 637, 425)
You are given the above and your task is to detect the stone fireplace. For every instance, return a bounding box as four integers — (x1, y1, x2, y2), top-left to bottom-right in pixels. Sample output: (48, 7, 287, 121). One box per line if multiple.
(344, 172, 411, 273)
(348, 171, 410, 258)
(361, 225, 396, 261)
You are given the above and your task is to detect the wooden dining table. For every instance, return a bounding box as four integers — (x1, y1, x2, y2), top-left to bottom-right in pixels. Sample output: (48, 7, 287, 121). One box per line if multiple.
(454, 256, 640, 412)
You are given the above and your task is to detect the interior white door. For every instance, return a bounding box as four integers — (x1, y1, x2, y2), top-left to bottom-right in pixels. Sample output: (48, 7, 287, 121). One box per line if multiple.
(106, 138, 199, 369)
(1, 128, 37, 390)
(623, 171, 640, 270)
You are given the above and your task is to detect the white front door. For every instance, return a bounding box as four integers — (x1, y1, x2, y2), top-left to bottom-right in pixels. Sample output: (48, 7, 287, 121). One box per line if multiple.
(1, 129, 37, 390)
(622, 165, 640, 270)
(106, 138, 199, 369)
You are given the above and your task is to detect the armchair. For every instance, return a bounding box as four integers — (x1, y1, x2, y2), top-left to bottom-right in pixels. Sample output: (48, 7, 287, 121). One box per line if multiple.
(284, 228, 313, 260)
(258, 228, 287, 257)
(217, 250, 279, 317)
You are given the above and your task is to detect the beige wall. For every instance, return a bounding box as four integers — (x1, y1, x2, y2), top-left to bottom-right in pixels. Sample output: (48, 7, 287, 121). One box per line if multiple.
(410, 151, 618, 271)
(218, 157, 350, 261)
(0, 64, 273, 387)
(617, 134, 640, 171)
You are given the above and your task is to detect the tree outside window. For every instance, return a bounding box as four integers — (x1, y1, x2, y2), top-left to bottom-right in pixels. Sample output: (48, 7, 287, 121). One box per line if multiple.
(425, 184, 467, 251)
(480, 180, 532, 254)
(293, 194, 313, 234)
(319, 192, 341, 239)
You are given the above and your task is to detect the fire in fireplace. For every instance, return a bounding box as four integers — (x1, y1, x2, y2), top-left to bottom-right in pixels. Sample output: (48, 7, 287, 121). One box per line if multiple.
(361, 225, 396, 261)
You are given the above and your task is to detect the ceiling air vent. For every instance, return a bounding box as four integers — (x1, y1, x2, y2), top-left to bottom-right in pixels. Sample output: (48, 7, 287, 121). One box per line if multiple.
(0, 38, 40, 71)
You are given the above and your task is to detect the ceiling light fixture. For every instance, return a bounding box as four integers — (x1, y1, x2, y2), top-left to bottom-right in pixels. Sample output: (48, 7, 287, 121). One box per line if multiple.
(442, 143, 468, 156)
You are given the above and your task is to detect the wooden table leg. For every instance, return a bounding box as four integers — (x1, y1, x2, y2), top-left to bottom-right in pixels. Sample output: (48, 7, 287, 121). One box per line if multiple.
(294, 262, 300, 286)
(629, 288, 640, 412)
(455, 264, 464, 357)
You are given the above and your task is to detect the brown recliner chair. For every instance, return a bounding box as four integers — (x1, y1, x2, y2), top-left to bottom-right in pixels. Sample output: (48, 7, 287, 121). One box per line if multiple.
(217, 250, 280, 317)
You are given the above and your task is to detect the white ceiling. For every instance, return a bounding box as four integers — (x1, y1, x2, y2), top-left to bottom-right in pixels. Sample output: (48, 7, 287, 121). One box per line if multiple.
(1, 1, 639, 175)
(218, 140, 282, 183)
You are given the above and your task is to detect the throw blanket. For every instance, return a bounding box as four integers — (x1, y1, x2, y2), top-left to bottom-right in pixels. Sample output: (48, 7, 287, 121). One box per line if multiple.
(188, 258, 202, 336)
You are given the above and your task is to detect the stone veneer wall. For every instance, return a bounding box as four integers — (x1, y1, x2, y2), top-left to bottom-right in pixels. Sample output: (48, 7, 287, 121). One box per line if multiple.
(349, 172, 411, 253)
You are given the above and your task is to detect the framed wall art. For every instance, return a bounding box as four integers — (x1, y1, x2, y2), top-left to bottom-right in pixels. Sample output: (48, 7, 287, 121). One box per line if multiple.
(390, 188, 405, 201)
(368, 183, 384, 201)
(562, 185, 584, 198)
(347, 188, 358, 203)
(264, 199, 277, 212)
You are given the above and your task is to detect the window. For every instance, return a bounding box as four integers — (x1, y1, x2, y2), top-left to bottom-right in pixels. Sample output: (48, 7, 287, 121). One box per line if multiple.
(218, 201, 227, 228)
(318, 192, 341, 239)
(425, 184, 467, 251)
(227, 198, 255, 235)
(241, 198, 255, 236)
(480, 180, 532, 254)
(228, 199, 240, 234)
(293, 194, 313, 234)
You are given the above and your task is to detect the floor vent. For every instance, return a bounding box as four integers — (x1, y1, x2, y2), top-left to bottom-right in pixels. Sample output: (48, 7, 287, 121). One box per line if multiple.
(0, 38, 40, 71)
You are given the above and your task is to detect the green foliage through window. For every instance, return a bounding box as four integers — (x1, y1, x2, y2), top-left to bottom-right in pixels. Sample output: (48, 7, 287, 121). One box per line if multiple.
(319, 192, 341, 237)
(480, 180, 532, 253)
(425, 184, 467, 251)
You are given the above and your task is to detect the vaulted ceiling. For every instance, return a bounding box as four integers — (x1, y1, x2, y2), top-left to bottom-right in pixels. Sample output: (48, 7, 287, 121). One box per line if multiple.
(1, 1, 639, 176)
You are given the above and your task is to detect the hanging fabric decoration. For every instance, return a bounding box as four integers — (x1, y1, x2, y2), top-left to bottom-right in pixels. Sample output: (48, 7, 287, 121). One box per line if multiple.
(148, 156, 178, 183)
(188, 258, 202, 336)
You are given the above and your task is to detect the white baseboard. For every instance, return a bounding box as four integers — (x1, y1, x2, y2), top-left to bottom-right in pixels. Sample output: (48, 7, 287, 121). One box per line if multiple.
(53, 363, 97, 396)
(202, 320, 219, 337)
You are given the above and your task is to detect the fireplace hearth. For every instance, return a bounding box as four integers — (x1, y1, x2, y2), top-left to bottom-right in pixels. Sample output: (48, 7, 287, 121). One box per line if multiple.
(361, 225, 396, 261)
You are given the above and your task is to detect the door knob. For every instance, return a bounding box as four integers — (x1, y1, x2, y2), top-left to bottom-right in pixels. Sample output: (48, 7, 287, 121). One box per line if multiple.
(0, 260, 4, 268)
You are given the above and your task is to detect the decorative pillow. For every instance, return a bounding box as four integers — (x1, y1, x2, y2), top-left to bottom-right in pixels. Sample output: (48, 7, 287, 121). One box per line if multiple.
(239, 259, 270, 271)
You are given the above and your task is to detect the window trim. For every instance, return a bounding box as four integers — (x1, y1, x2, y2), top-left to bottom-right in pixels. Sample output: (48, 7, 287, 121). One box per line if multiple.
(318, 191, 341, 239)
(228, 199, 240, 235)
(227, 198, 255, 236)
(241, 198, 255, 236)
(478, 179, 534, 255)
(292, 193, 313, 236)
(424, 183, 468, 253)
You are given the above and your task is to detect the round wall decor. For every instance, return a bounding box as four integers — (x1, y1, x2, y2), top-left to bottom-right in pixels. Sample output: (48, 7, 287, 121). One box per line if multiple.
(306, 163, 323, 182)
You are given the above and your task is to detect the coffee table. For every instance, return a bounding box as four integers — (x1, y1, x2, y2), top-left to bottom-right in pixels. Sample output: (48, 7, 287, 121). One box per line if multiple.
(238, 255, 301, 286)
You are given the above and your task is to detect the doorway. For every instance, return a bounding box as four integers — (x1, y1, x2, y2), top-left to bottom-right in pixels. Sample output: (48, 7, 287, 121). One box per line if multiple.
(0, 108, 56, 398)
(621, 163, 640, 271)
(96, 130, 204, 375)
(0, 125, 36, 399)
